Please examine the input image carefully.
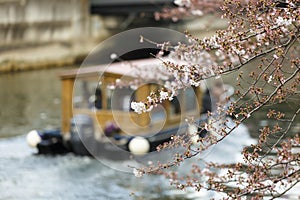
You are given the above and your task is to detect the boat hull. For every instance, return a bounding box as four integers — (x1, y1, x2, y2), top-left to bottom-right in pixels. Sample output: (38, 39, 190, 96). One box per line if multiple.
(30, 117, 208, 161)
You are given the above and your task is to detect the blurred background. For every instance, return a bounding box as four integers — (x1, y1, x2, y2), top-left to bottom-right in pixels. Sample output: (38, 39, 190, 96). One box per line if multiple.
(2, 1, 298, 200)
(0, 1, 229, 199)
(0, 0, 227, 139)
(0, 0, 226, 72)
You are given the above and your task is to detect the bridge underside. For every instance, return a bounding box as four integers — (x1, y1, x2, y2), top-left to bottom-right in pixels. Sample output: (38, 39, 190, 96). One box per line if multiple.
(90, 0, 175, 15)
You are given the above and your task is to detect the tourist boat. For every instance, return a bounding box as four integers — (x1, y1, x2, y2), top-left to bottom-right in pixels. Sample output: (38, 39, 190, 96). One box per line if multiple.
(26, 58, 208, 160)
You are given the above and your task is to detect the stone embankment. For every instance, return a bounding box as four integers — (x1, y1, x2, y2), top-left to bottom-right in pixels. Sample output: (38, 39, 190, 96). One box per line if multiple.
(0, 0, 108, 73)
(0, 41, 100, 73)
(0, 0, 228, 73)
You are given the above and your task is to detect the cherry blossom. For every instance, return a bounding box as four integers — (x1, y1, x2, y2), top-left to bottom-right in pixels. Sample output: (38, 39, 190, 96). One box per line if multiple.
(127, 0, 300, 198)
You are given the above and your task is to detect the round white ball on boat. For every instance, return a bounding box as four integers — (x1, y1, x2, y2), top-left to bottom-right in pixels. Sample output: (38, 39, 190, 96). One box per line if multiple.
(128, 137, 150, 155)
(26, 130, 42, 148)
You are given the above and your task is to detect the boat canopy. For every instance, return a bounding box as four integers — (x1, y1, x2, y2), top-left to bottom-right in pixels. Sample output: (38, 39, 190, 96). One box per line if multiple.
(59, 58, 203, 137)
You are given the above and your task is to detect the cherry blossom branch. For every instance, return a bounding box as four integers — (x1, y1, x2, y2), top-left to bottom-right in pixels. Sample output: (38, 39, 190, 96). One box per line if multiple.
(261, 107, 300, 158)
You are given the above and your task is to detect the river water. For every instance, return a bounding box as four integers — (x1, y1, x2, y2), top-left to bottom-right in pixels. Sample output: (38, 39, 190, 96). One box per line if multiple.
(0, 66, 299, 199)
(0, 69, 62, 138)
(0, 67, 261, 200)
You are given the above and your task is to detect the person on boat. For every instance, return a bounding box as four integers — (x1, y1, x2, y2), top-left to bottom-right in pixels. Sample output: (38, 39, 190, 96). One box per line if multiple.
(201, 89, 212, 115)
(94, 87, 102, 109)
(170, 96, 181, 114)
(104, 121, 121, 137)
(82, 81, 91, 108)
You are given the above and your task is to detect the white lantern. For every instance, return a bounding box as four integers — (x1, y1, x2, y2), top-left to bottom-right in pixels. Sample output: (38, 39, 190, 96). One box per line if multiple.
(128, 137, 150, 155)
(26, 130, 42, 148)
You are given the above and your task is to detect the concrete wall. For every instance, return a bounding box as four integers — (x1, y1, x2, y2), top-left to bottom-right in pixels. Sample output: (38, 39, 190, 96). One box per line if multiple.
(0, 0, 90, 48)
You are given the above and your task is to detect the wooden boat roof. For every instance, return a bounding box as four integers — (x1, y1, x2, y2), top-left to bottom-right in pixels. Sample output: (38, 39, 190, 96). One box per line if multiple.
(59, 58, 164, 80)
